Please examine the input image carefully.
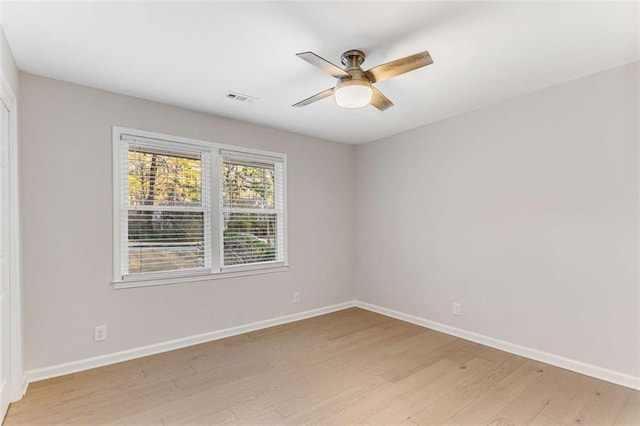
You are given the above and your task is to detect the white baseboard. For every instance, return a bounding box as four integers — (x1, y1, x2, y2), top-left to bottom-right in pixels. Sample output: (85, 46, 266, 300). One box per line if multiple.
(23, 299, 639, 394)
(20, 373, 28, 400)
(25, 301, 356, 386)
(355, 300, 640, 391)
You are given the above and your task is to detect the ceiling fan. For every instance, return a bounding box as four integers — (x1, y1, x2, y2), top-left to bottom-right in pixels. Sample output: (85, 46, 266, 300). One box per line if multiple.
(293, 49, 433, 111)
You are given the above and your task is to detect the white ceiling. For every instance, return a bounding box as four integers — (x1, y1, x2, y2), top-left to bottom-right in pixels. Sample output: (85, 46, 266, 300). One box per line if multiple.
(2, 1, 638, 144)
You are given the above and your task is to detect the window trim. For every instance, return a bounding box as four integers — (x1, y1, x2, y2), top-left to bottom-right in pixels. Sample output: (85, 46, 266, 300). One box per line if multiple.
(112, 126, 288, 288)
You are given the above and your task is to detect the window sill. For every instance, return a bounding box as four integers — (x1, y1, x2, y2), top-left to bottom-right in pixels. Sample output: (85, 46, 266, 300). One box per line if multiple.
(112, 264, 289, 289)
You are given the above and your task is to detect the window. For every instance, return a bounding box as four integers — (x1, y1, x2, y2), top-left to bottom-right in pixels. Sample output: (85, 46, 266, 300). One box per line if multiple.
(220, 151, 285, 268)
(113, 127, 287, 286)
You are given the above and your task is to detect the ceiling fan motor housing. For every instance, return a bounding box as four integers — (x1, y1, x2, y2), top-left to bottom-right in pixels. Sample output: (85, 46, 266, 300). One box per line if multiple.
(337, 49, 371, 87)
(340, 50, 367, 80)
(341, 50, 366, 68)
(335, 51, 372, 108)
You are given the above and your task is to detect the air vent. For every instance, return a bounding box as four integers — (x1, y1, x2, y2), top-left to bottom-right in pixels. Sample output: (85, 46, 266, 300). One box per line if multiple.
(224, 91, 258, 103)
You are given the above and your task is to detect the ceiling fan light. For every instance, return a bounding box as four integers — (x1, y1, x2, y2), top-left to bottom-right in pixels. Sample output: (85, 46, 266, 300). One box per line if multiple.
(334, 81, 373, 109)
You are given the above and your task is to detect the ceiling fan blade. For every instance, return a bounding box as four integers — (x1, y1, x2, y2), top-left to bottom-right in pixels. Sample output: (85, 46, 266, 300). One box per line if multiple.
(370, 87, 394, 111)
(292, 87, 335, 107)
(365, 50, 433, 83)
(296, 52, 351, 78)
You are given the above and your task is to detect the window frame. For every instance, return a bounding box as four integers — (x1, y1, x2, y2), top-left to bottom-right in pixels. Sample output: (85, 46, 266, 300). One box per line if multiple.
(112, 126, 288, 289)
(219, 150, 286, 271)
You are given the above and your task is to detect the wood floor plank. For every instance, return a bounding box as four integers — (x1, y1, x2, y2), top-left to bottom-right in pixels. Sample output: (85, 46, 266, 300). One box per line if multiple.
(163, 405, 238, 425)
(282, 375, 391, 424)
(377, 338, 467, 383)
(533, 369, 590, 421)
(614, 393, 640, 425)
(5, 308, 638, 425)
(409, 355, 528, 425)
(364, 357, 493, 424)
(444, 360, 547, 424)
(316, 358, 463, 424)
(272, 352, 391, 418)
(572, 381, 630, 425)
(490, 365, 575, 424)
(236, 406, 284, 424)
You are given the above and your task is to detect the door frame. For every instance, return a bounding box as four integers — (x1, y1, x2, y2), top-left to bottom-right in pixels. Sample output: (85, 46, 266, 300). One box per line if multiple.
(0, 73, 23, 404)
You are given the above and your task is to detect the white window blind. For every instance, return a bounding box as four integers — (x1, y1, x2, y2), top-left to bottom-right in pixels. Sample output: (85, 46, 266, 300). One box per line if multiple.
(120, 136, 211, 278)
(220, 150, 285, 268)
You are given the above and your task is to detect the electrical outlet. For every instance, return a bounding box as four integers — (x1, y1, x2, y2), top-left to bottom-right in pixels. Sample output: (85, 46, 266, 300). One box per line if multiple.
(452, 303, 462, 316)
(94, 325, 107, 342)
(293, 292, 300, 304)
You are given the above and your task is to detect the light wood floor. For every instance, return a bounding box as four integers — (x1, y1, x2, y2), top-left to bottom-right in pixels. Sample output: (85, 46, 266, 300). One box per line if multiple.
(5, 308, 639, 425)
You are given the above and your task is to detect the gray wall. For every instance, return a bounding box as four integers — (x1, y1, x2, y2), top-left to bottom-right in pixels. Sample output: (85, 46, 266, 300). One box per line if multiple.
(18, 61, 640, 382)
(19, 73, 356, 370)
(355, 62, 639, 377)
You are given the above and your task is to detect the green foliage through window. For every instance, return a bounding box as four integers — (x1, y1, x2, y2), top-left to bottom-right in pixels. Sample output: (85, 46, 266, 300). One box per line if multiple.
(128, 149, 202, 207)
(127, 147, 206, 274)
(222, 160, 279, 266)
